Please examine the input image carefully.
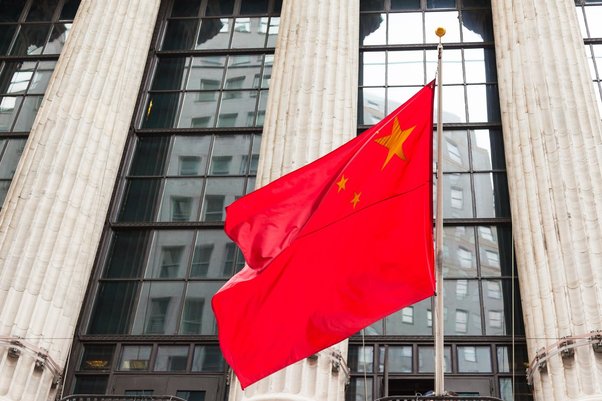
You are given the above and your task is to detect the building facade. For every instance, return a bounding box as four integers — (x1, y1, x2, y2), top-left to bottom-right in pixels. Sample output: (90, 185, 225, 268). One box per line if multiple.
(0, 1, 600, 401)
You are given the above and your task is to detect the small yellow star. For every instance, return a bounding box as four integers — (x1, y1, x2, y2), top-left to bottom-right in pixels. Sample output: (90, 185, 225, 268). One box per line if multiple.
(350, 192, 361, 208)
(375, 117, 415, 169)
(336, 175, 348, 192)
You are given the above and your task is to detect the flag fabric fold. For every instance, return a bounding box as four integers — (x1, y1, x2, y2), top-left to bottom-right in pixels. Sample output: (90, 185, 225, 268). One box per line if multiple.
(212, 81, 436, 389)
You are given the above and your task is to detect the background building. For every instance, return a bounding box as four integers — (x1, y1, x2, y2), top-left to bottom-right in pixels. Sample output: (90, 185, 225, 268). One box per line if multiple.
(0, 1, 600, 401)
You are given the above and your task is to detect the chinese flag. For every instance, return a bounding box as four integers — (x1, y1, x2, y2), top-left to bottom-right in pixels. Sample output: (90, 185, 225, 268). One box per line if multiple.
(212, 82, 436, 388)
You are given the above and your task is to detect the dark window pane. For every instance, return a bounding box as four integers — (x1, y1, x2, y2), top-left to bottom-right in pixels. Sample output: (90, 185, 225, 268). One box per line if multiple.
(88, 282, 138, 334)
(171, 0, 201, 17)
(60, 0, 81, 20)
(0, 25, 17, 55)
(348, 346, 374, 373)
(240, 0, 268, 15)
(26, 0, 60, 21)
(162, 19, 198, 50)
(360, 13, 386, 45)
(192, 345, 225, 371)
(463, 0, 490, 6)
(427, 0, 456, 8)
(118, 178, 162, 221)
(0, 180, 10, 204)
(73, 376, 108, 394)
(0, 138, 26, 179)
(0, 0, 27, 22)
(346, 378, 372, 401)
(80, 345, 114, 371)
(141, 92, 180, 128)
(10, 24, 51, 55)
(44, 23, 71, 54)
(273, 0, 282, 14)
(104, 231, 150, 278)
(205, 0, 235, 16)
(151, 57, 189, 90)
(391, 0, 421, 9)
(360, 0, 385, 11)
(462, 10, 494, 41)
(176, 391, 206, 401)
(129, 136, 170, 176)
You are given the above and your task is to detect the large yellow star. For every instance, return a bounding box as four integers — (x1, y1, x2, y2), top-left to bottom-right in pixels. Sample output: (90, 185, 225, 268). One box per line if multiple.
(336, 175, 348, 192)
(350, 192, 361, 208)
(374, 118, 415, 169)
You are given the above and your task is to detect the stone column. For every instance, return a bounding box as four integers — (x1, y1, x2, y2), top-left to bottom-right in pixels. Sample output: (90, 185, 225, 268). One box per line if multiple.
(228, 0, 359, 400)
(0, 1, 160, 400)
(491, 1, 602, 400)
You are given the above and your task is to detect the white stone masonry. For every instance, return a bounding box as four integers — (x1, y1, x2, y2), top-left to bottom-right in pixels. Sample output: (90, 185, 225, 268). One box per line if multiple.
(491, 1, 602, 400)
(0, 1, 160, 400)
(228, 0, 359, 400)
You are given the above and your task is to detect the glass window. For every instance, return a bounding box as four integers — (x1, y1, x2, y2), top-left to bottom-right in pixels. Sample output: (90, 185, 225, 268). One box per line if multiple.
(444, 280, 482, 335)
(388, 50, 424, 85)
(157, 178, 204, 222)
(162, 19, 199, 50)
(118, 345, 152, 371)
(470, 129, 506, 170)
(10, 24, 51, 55)
(0, 139, 26, 179)
(196, 18, 232, 49)
(474, 172, 510, 217)
(177, 391, 206, 401)
(145, 231, 194, 278)
(192, 345, 226, 371)
(73, 376, 108, 395)
(154, 346, 189, 371)
(142, 92, 180, 128)
(385, 297, 432, 335)
(13, 95, 43, 131)
(389, 13, 423, 45)
(388, 346, 412, 372)
(104, 231, 150, 278)
(119, 178, 162, 221)
(360, 13, 386, 46)
(346, 377, 372, 401)
(348, 345, 374, 373)
(457, 346, 492, 372)
(88, 282, 138, 334)
(418, 345, 451, 373)
(180, 282, 224, 335)
(190, 230, 236, 278)
(132, 282, 185, 335)
(80, 345, 114, 371)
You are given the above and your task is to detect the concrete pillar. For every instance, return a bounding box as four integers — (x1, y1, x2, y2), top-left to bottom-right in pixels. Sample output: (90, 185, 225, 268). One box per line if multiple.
(0, 1, 160, 400)
(491, 1, 602, 400)
(228, 0, 359, 400)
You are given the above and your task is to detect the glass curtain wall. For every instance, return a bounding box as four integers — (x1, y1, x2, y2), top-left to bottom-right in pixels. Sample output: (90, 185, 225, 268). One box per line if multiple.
(348, 1, 531, 400)
(66, 0, 280, 399)
(0, 0, 79, 205)
(575, 0, 602, 114)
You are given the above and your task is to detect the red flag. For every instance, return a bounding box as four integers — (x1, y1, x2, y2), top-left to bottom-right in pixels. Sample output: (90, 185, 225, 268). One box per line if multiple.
(212, 82, 436, 388)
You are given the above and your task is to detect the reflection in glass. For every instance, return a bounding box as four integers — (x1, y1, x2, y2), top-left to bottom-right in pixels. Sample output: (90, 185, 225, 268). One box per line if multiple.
(425, 12, 460, 43)
(386, 297, 432, 335)
(388, 86, 422, 112)
(585, 6, 602, 37)
(10, 24, 51, 55)
(418, 346, 451, 372)
(388, 51, 424, 85)
(457, 346, 492, 372)
(232, 17, 267, 48)
(473, 173, 510, 217)
(0, 26, 17, 55)
(187, 56, 226, 90)
(391, 0, 420, 10)
(0, 139, 26, 179)
(118, 345, 151, 371)
(218, 90, 257, 127)
(191, 230, 235, 278)
(360, 13, 386, 46)
(361, 51, 385, 86)
(226, 55, 262, 89)
(360, 87, 385, 125)
(157, 178, 203, 222)
(464, 48, 496, 83)
(470, 129, 505, 170)
(346, 378, 372, 401)
(0, 96, 22, 131)
(0, 181, 10, 204)
(388, 346, 412, 372)
(444, 280, 481, 335)
(146, 231, 194, 278)
(443, 173, 473, 218)
(13, 95, 42, 131)
(181, 282, 223, 334)
(483, 280, 524, 335)
(178, 92, 218, 128)
(29, 61, 56, 94)
(133, 282, 185, 335)
(389, 13, 423, 44)
(154, 346, 188, 371)
(348, 346, 374, 373)
(497, 345, 529, 373)
(205, 0, 235, 16)
(427, 0, 456, 8)
(197, 18, 232, 49)
(467, 84, 500, 122)
(167, 136, 211, 176)
(162, 19, 198, 50)
(44, 23, 71, 54)
(192, 345, 226, 371)
(202, 178, 245, 221)
(0, 61, 34, 94)
(479, 226, 512, 276)
(170, 0, 201, 17)
(426, 49, 463, 84)
(443, 226, 477, 277)
(440, 85, 466, 122)
(462, 10, 494, 42)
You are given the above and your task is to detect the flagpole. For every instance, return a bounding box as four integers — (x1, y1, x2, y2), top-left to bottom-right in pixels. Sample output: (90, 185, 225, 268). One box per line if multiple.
(434, 26, 446, 397)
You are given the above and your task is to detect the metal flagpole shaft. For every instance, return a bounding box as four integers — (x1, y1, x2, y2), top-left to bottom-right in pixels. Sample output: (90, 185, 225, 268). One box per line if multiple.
(434, 26, 446, 396)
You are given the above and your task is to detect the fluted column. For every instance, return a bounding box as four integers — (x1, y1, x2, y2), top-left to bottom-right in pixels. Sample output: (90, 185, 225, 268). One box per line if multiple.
(491, 1, 602, 400)
(0, 1, 160, 400)
(229, 0, 359, 400)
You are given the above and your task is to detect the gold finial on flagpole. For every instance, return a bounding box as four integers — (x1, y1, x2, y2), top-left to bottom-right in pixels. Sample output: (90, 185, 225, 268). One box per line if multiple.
(435, 27, 446, 38)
